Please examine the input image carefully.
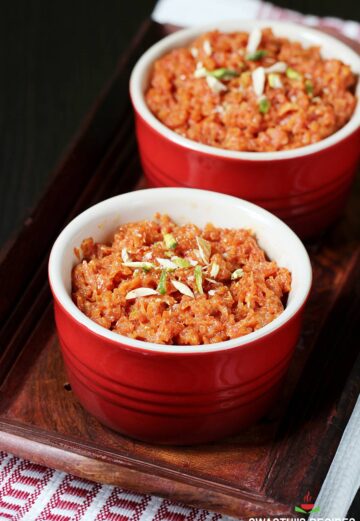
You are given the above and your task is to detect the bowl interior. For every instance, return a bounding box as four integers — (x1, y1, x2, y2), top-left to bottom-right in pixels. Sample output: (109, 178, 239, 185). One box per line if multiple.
(49, 188, 312, 354)
(130, 19, 360, 161)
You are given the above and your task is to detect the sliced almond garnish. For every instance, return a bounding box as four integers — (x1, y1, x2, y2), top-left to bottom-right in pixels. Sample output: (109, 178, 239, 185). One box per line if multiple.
(194, 62, 207, 78)
(196, 237, 211, 264)
(125, 288, 159, 300)
(206, 75, 227, 93)
(246, 28, 262, 54)
(210, 262, 220, 278)
(203, 39, 212, 56)
(171, 280, 194, 298)
(156, 258, 177, 270)
(252, 67, 265, 98)
(121, 247, 130, 263)
(265, 61, 287, 74)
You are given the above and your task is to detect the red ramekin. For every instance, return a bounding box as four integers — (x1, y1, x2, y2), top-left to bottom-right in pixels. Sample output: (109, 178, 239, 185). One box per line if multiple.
(49, 188, 312, 445)
(130, 20, 360, 239)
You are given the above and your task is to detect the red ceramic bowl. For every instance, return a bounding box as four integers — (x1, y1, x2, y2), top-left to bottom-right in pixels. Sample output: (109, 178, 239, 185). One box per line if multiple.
(48, 188, 312, 445)
(130, 20, 360, 239)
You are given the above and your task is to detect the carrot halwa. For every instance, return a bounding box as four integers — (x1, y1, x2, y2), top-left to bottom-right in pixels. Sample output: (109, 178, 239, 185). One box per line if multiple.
(145, 28, 357, 152)
(72, 215, 291, 345)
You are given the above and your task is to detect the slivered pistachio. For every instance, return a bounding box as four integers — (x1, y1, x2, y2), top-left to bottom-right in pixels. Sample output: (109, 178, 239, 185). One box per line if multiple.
(194, 265, 204, 294)
(163, 233, 177, 249)
(122, 261, 154, 272)
(259, 97, 270, 114)
(246, 49, 267, 61)
(157, 270, 167, 295)
(268, 73, 282, 89)
(231, 268, 244, 280)
(207, 68, 240, 80)
(172, 256, 191, 268)
(286, 67, 302, 80)
(305, 80, 314, 95)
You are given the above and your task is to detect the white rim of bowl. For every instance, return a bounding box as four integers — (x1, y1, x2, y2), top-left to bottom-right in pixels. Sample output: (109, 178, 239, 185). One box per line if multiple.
(48, 188, 312, 354)
(130, 19, 360, 161)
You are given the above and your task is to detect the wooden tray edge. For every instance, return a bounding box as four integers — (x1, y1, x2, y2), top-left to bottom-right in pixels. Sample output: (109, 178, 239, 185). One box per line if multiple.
(0, 424, 293, 518)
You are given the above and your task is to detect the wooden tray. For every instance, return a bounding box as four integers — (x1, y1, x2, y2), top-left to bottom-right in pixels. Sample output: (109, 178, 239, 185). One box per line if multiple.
(0, 20, 359, 519)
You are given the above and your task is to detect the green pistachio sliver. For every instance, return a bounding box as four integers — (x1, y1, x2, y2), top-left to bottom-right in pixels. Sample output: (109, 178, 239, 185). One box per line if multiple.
(194, 265, 204, 294)
(210, 262, 220, 278)
(208, 68, 239, 80)
(268, 73, 282, 89)
(172, 256, 191, 268)
(163, 233, 177, 249)
(129, 309, 138, 319)
(286, 67, 302, 80)
(246, 49, 267, 61)
(259, 97, 270, 114)
(305, 79, 314, 95)
(231, 268, 244, 280)
(157, 269, 167, 295)
(122, 261, 155, 272)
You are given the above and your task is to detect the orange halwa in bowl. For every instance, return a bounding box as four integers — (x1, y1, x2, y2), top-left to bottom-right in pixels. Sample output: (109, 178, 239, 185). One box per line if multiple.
(72, 214, 291, 345)
(145, 27, 357, 152)
(130, 21, 360, 238)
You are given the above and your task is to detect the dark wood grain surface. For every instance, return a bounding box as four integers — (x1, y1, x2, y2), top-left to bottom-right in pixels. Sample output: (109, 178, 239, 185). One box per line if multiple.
(0, 0, 156, 247)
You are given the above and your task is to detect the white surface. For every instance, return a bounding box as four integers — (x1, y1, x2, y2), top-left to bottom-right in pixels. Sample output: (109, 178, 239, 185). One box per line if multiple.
(153, 0, 360, 39)
(49, 187, 311, 354)
(130, 19, 360, 161)
(309, 397, 360, 521)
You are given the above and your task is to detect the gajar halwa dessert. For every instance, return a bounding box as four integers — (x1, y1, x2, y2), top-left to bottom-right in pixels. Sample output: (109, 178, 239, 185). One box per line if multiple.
(72, 214, 291, 345)
(145, 28, 357, 152)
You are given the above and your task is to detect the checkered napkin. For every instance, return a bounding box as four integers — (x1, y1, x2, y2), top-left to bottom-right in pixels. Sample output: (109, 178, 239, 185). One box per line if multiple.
(1, 1, 359, 519)
(0, 451, 235, 521)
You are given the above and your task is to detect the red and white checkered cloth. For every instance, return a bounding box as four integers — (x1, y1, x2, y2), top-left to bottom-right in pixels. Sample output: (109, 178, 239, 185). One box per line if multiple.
(0, 451, 229, 521)
(1, 1, 359, 519)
